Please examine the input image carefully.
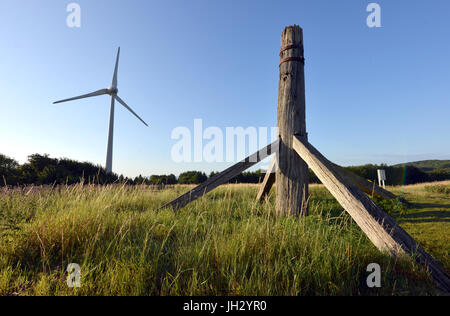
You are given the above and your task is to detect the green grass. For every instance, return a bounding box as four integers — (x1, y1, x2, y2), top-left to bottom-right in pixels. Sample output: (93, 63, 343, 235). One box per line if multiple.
(390, 181, 450, 272)
(424, 184, 450, 195)
(0, 182, 447, 296)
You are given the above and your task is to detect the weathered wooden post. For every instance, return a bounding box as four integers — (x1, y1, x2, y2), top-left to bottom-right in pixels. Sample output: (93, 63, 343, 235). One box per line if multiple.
(276, 25, 309, 217)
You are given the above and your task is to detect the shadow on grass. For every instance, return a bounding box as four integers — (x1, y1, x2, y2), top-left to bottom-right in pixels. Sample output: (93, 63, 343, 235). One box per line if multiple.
(398, 218, 450, 224)
(409, 203, 450, 210)
(397, 209, 450, 224)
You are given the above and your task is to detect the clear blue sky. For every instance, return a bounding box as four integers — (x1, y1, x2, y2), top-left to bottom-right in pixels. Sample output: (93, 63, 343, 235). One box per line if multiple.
(1, 0, 449, 177)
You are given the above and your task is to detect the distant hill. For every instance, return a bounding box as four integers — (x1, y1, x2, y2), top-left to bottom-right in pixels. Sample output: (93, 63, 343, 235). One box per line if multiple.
(393, 160, 450, 173)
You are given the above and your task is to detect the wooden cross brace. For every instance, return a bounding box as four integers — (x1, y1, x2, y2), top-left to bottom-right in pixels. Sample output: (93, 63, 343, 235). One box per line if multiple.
(160, 140, 279, 211)
(292, 135, 449, 293)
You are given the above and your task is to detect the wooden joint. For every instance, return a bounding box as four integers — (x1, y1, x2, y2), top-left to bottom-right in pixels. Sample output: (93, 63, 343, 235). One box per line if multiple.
(294, 132, 308, 140)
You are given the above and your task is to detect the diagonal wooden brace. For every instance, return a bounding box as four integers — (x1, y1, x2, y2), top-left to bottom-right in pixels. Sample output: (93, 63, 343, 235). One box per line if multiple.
(160, 140, 279, 211)
(292, 135, 449, 293)
(330, 163, 397, 200)
(256, 157, 396, 202)
(256, 156, 277, 202)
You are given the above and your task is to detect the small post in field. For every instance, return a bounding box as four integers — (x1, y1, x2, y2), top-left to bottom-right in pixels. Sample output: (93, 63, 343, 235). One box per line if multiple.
(377, 169, 386, 189)
(276, 25, 309, 217)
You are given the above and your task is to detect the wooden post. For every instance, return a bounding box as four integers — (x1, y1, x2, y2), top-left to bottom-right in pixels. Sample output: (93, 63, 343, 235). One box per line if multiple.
(276, 25, 309, 217)
(292, 135, 450, 292)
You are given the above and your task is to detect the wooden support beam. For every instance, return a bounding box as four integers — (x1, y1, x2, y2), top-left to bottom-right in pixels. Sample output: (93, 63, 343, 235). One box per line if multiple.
(330, 163, 397, 200)
(276, 25, 309, 217)
(160, 140, 279, 211)
(256, 158, 396, 202)
(256, 156, 277, 202)
(292, 135, 450, 292)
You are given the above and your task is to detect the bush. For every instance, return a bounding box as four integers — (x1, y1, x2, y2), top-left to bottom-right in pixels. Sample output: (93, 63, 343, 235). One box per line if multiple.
(178, 171, 207, 184)
(149, 174, 177, 185)
(424, 185, 450, 195)
(0, 153, 119, 186)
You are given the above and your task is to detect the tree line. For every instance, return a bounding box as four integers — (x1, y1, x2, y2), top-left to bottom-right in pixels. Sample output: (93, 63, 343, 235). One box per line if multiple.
(1, 153, 449, 187)
(0, 153, 208, 186)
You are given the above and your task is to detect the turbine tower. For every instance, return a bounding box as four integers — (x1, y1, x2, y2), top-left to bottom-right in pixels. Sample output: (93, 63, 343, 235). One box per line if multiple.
(54, 48, 148, 174)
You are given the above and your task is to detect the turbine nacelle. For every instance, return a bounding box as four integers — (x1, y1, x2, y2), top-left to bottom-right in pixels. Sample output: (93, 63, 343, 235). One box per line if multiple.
(107, 86, 119, 95)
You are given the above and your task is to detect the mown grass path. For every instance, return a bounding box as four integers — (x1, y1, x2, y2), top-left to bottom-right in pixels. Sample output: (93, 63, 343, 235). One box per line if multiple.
(391, 182, 450, 271)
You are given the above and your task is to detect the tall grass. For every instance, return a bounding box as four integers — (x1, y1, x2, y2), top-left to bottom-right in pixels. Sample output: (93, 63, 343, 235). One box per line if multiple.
(424, 184, 450, 195)
(0, 184, 438, 296)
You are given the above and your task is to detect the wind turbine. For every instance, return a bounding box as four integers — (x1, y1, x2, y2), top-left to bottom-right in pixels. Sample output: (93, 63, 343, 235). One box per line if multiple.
(54, 47, 148, 174)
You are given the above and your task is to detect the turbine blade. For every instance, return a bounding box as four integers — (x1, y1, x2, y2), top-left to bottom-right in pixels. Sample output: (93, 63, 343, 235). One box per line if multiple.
(112, 47, 120, 87)
(114, 95, 149, 127)
(53, 89, 109, 104)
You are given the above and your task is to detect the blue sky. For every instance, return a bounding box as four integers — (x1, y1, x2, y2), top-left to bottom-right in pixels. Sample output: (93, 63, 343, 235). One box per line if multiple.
(1, 0, 449, 177)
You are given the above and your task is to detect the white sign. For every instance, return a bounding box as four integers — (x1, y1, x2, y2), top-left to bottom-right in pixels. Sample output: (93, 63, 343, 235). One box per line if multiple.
(377, 169, 386, 188)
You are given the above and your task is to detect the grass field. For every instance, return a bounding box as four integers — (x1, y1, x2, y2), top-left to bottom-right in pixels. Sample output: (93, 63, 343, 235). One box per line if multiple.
(0, 181, 448, 296)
